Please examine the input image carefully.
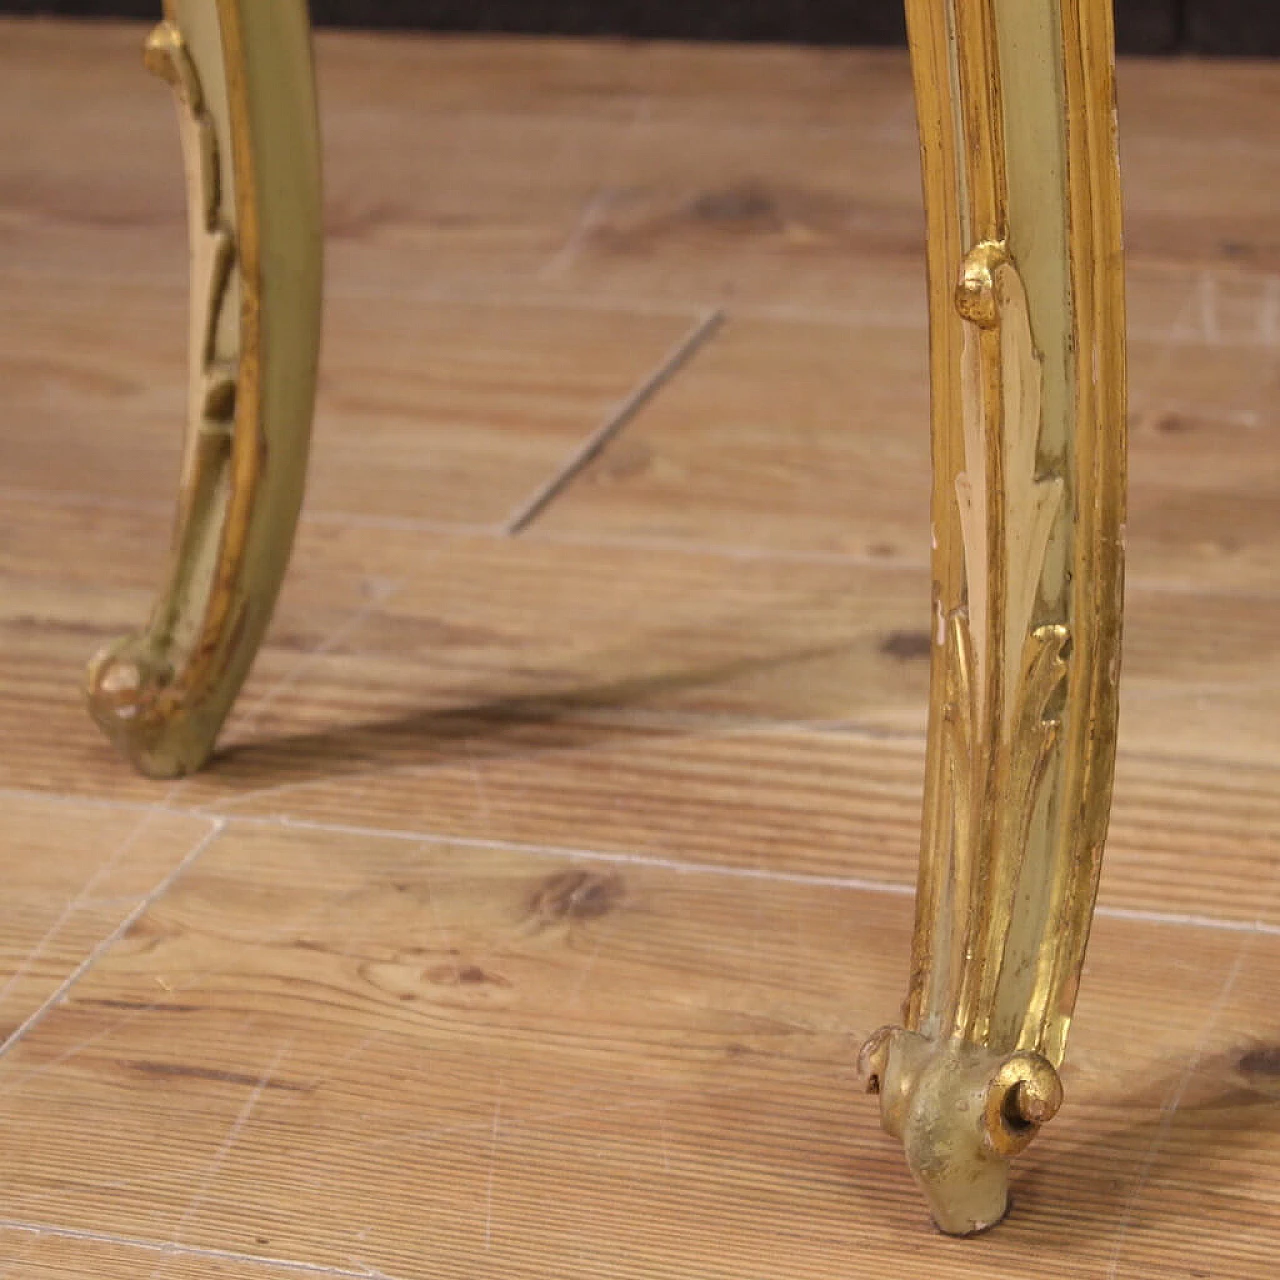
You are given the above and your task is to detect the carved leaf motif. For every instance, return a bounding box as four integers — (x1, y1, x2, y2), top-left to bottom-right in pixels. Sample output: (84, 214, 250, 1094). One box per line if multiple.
(929, 244, 1070, 1048)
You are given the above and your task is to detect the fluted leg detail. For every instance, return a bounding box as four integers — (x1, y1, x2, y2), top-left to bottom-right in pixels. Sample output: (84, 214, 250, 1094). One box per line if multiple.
(87, 1, 322, 778)
(864, 0, 1126, 1234)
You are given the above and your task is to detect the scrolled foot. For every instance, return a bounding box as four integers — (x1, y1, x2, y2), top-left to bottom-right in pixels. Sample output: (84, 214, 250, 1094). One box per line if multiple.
(86, 634, 204, 779)
(860, 1027, 1062, 1235)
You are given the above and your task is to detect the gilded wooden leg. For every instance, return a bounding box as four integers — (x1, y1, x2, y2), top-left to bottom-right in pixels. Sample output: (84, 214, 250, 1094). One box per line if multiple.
(861, 0, 1126, 1235)
(86, 1, 322, 779)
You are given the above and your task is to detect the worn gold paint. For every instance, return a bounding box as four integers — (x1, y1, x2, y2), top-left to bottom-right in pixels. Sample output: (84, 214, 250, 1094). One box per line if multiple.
(864, 0, 1126, 1235)
(85, 0, 322, 778)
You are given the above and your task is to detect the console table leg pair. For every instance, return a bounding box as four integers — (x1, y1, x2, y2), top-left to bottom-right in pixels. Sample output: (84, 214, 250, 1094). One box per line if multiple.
(85, 0, 1126, 1235)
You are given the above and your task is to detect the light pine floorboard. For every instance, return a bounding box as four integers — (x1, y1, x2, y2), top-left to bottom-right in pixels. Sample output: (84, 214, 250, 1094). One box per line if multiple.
(540, 307, 1280, 591)
(1, 17, 1279, 1280)
(0, 273, 699, 527)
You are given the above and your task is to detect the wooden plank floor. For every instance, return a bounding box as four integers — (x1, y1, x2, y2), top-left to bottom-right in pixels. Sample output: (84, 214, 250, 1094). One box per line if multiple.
(2, 17, 1280, 1279)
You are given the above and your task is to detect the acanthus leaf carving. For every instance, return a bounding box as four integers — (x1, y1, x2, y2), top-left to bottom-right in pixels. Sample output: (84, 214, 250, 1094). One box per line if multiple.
(934, 242, 1070, 1047)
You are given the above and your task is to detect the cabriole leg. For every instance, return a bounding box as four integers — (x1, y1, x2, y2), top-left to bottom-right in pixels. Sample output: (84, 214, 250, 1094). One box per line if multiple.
(862, 0, 1126, 1234)
(86, 1, 322, 778)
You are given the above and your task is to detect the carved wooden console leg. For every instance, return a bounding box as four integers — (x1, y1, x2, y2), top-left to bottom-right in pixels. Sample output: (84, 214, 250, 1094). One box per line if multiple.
(86, 1, 322, 779)
(861, 0, 1126, 1234)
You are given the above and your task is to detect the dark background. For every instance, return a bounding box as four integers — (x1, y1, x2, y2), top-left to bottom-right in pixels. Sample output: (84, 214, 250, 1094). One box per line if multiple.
(2, 2, 1277, 56)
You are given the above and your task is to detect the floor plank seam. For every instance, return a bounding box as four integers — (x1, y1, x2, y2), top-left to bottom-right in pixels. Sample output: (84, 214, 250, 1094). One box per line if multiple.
(221, 814, 1280, 936)
(502, 307, 726, 534)
(15, 246, 1280, 341)
(195, 716, 817, 815)
(232, 810, 924, 895)
(1097, 904, 1280, 936)
(8, 474, 1280, 596)
(2, 783, 1280, 936)
(0, 783, 918, 895)
(0, 1218, 399, 1280)
(0, 815, 226, 1062)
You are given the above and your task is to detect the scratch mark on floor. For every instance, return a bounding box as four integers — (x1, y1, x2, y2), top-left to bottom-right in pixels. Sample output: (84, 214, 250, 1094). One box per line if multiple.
(657, 1102, 672, 1174)
(236, 812, 918, 895)
(568, 937, 603, 1008)
(540, 187, 618, 278)
(0, 804, 166, 1013)
(159, 1037, 294, 1269)
(414, 866, 463, 985)
(1193, 270, 1221, 346)
(0, 1216, 406, 1278)
(351, 1059, 847, 1164)
(463, 740, 495, 837)
(0, 1226, 35, 1279)
(483, 1090, 504, 1251)
(235, 580, 404, 735)
(1261, 275, 1280, 347)
(1103, 856, 1280, 1279)
(316, 1033, 382, 1086)
(503, 308, 725, 534)
(0, 817, 225, 1060)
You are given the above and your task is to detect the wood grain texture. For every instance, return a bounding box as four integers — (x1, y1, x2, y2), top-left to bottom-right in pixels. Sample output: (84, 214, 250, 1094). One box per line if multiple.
(8, 501, 1280, 775)
(9, 22, 1280, 586)
(11, 23, 1280, 308)
(0, 271, 695, 528)
(540, 304, 1280, 589)
(0, 822, 1277, 1280)
(2, 19, 1280, 1278)
(0, 1227, 330, 1279)
(3, 497, 1280, 929)
(537, 313, 935, 558)
(0, 796, 215, 1034)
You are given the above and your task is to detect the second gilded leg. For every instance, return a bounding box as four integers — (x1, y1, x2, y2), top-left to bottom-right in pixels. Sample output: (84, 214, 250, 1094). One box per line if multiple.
(863, 0, 1126, 1235)
(86, 0, 323, 778)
